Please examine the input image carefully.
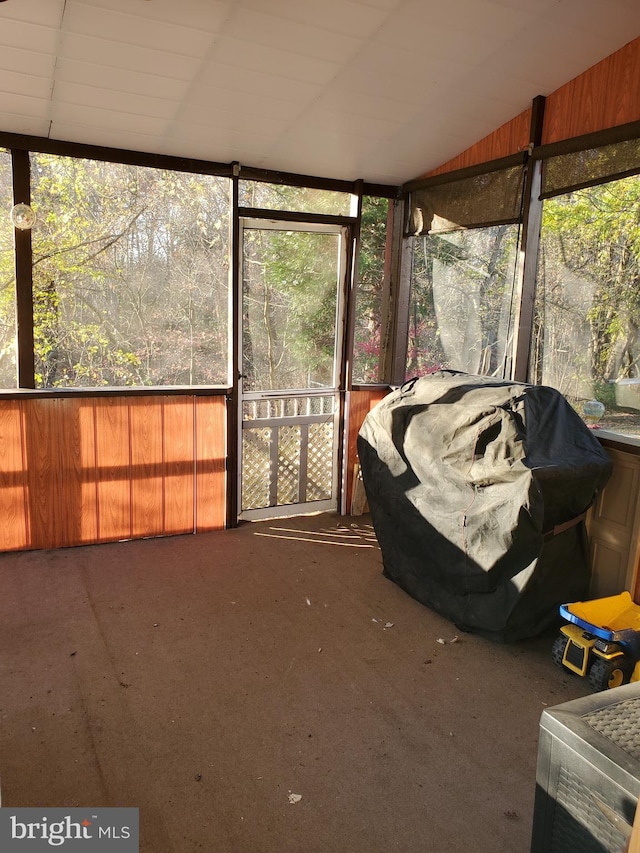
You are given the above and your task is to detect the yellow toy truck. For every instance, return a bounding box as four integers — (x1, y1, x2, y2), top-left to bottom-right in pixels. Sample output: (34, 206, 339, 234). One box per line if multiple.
(552, 591, 640, 691)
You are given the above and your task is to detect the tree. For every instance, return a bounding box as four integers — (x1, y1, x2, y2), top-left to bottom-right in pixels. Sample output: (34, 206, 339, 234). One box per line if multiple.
(533, 175, 640, 402)
(242, 226, 340, 391)
(30, 154, 231, 387)
(0, 150, 16, 387)
(407, 225, 518, 378)
(352, 196, 389, 383)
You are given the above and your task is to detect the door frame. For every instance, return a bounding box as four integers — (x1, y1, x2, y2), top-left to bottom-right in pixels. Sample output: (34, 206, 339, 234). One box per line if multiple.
(237, 216, 352, 522)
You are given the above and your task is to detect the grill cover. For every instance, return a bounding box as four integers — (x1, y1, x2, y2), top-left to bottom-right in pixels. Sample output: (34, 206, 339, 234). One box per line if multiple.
(357, 371, 612, 642)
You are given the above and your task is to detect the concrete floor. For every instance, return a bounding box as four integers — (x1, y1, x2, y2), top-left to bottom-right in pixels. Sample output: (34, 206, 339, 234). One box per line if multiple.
(0, 513, 588, 852)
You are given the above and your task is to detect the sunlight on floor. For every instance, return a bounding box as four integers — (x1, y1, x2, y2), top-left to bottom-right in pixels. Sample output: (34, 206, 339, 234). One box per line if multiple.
(252, 522, 379, 548)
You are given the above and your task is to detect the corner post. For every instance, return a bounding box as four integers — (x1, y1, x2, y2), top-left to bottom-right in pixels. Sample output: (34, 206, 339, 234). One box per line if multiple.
(511, 95, 546, 383)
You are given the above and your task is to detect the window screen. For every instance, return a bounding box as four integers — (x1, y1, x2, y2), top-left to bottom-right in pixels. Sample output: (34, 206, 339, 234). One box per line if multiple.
(541, 136, 640, 199)
(408, 157, 526, 235)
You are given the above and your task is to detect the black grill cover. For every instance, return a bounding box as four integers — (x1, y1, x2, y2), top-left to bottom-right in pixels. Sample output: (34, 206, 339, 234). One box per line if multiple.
(357, 371, 613, 642)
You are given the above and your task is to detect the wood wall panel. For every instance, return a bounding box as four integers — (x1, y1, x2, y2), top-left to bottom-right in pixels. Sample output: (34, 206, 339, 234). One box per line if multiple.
(0, 394, 228, 551)
(57, 398, 93, 547)
(0, 401, 28, 550)
(25, 398, 68, 549)
(542, 37, 640, 144)
(345, 388, 389, 512)
(94, 398, 132, 542)
(195, 396, 226, 532)
(587, 445, 640, 602)
(130, 397, 164, 538)
(163, 398, 195, 535)
(77, 399, 98, 544)
(422, 109, 531, 178)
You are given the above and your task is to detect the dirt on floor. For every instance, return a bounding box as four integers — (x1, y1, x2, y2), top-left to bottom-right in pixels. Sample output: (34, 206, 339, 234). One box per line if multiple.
(0, 513, 591, 853)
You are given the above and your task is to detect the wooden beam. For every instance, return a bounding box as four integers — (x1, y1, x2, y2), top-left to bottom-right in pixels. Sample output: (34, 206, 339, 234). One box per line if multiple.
(11, 149, 35, 389)
(227, 167, 240, 528)
(511, 96, 546, 383)
(380, 198, 412, 385)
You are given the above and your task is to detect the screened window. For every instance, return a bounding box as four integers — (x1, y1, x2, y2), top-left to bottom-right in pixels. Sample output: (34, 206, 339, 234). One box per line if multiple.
(352, 196, 389, 383)
(0, 149, 16, 387)
(406, 225, 519, 379)
(30, 155, 230, 388)
(242, 225, 342, 392)
(531, 173, 640, 436)
(239, 180, 353, 216)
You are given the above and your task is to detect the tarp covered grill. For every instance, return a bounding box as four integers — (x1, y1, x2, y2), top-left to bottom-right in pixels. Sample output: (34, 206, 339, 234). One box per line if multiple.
(357, 371, 612, 642)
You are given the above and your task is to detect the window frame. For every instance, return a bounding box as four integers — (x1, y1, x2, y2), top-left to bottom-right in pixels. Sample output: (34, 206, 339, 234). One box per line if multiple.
(1, 132, 397, 393)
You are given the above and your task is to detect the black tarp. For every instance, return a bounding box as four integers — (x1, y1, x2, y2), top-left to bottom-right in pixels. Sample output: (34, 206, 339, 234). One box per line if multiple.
(358, 371, 613, 642)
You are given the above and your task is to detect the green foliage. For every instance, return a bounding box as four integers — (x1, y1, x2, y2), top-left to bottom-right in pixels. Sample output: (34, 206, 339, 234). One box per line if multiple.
(30, 154, 231, 388)
(407, 225, 518, 378)
(242, 227, 339, 390)
(241, 191, 392, 390)
(537, 175, 640, 395)
(593, 381, 617, 410)
(352, 196, 389, 382)
(239, 181, 351, 216)
(0, 150, 16, 386)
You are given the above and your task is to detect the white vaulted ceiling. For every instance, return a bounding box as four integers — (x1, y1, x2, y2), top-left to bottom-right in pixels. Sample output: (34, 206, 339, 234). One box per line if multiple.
(0, 0, 638, 185)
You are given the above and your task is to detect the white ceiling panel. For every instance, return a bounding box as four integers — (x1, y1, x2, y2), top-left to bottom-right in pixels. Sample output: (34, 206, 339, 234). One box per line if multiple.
(58, 32, 202, 79)
(347, 0, 403, 10)
(375, 20, 504, 66)
(0, 0, 636, 184)
(0, 47, 57, 80)
(547, 0, 639, 41)
(260, 141, 366, 179)
(175, 104, 285, 138)
(0, 19, 61, 55)
(236, 0, 389, 37)
(0, 71, 53, 101)
(521, 20, 626, 66)
(50, 120, 169, 156)
(312, 90, 423, 125)
(325, 63, 429, 106)
(489, 0, 557, 10)
(450, 69, 541, 109)
(53, 58, 191, 102)
(161, 128, 277, 165)
(62, 2, 217, 57)
(302, 109, 401, 142)
(210, 36, 341, 85)
(347, 45, 463, 83)
(0, 92, 51, 121)
(483, 44, 580, 92)
(0, 0, 65, 29)
(0, 111, 51, 137)
(73, 0, 232, 32)
(52, 81, 179, 121)
(192, 63, 323, 104)
(394, 0, 532, 39)
(223, 7, 364, 63)
(50, 102, 170, 137)
(186, 85, 305, 124)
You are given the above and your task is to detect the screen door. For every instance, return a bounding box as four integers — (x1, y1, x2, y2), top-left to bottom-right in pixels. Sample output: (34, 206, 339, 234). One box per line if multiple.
(239, 219, 347, 520)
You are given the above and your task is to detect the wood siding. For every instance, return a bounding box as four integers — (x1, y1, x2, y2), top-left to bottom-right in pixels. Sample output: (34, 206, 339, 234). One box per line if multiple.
(588, 446, 640, 600)
(345, 388, 389, 512)
(0, 395, 226, 551)
(542, 37, 640, 144)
